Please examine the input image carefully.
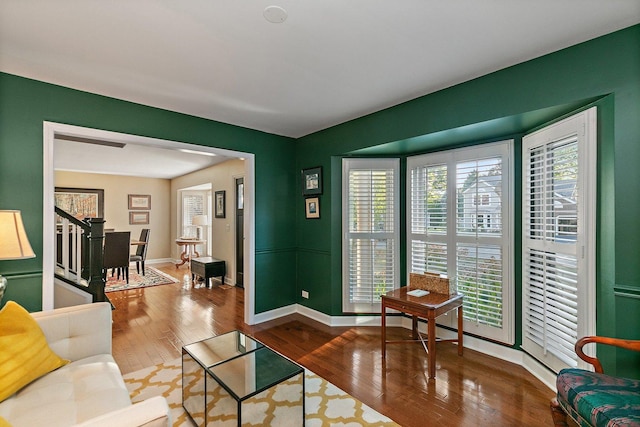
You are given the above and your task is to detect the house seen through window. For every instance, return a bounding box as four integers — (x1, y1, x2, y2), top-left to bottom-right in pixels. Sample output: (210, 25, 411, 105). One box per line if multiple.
(408, 141, 514, 344)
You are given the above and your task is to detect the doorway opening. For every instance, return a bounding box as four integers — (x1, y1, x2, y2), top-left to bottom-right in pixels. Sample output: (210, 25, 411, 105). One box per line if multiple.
(42, 122, 257, 325)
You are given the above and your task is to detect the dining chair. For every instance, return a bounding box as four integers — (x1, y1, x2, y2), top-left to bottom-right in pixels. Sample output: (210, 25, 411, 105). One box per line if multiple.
(130, 229, 150, 275)
(103, 231, 131, 283)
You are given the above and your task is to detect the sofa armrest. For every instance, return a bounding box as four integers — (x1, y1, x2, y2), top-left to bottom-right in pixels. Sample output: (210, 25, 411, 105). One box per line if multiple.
(73, 396, 170, 427)
(31, 302, 112, 361)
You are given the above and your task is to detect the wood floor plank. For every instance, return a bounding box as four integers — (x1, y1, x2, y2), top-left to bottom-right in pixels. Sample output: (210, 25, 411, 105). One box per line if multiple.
(109, 262, 556, 426)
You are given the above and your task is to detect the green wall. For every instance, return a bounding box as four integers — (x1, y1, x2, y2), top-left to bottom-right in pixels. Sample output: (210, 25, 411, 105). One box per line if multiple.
(0, 72, 297, 314)
(296, 25, 640, 377)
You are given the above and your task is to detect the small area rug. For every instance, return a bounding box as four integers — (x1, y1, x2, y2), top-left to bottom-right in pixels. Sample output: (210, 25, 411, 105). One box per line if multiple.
(105, 266, 179, 292)
(123, 358, 399, 426)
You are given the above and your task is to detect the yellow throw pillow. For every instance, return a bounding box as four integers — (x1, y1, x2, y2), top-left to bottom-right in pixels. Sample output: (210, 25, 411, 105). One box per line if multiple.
(0, 301, 69, 402)
(0, 416, 11, 427)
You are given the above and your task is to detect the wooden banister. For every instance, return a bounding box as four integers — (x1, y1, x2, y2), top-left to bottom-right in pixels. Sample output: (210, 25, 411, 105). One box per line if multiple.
(54, 207, 106, 302)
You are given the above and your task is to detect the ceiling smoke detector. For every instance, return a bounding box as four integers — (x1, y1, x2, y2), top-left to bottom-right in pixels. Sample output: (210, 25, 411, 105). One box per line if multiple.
(263, 5, 287, 23)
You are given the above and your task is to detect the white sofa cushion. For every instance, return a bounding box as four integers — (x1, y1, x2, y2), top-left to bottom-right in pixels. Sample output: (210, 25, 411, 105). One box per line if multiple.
(0, 354, 131, 427)
(31, 302, 112, 361)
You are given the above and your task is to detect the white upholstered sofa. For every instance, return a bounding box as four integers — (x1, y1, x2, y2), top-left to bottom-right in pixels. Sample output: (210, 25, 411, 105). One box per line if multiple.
(0, 302, 170, 426)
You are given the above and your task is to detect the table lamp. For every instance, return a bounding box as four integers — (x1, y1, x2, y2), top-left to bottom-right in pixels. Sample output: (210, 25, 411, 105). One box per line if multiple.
(0, 210, 36, 304)
(192, 215, 208, 240)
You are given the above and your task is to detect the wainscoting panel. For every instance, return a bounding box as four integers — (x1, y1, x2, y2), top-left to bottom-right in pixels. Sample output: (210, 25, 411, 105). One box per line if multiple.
(255, 248, 297, 313)
(1, 272, 42, 311)
(614, 285, 640, 378)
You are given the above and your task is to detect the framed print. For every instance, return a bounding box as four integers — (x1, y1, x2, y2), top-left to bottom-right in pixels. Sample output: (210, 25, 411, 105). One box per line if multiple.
(128, 194, 151, 210)
(305, 197, 320, 219)
(55, 187, 104, 221)
(302, 166, 323, 196)
(129, 211, 149, 225)
(215, 190, 226, 218)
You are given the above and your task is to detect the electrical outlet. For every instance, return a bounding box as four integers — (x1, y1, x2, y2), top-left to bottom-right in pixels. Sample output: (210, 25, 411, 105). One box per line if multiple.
(301, 290, 309, 299)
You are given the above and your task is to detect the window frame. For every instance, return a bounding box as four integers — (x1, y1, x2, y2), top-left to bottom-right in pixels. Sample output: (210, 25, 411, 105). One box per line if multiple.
(342, 158, 400, 313)
(180, 190, 208, 238)
(521, 107, 597, 372)
(407, 140, 515, 344)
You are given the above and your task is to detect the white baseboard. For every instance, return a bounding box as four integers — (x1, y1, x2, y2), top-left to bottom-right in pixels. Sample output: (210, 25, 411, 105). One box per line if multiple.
(295, 304, 404, 327)
(253, 303, 555, 391)
(146, 258, 177, 265)
(253, 304, 297, 324)
(522, 353, 557, 390)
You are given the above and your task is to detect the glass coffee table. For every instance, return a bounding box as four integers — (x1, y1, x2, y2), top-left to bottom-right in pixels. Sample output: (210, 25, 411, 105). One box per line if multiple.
(182, 330, 304, 426)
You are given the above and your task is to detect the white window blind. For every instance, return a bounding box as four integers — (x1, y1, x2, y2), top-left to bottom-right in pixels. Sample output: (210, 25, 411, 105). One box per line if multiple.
(408, 141, 513, 343)
(182, 192, 205, 237)
(522, 108, 596, 373)
(456, 158, 505, 330)
(410, 164, 448, 274)
(343, 158, 400, 313)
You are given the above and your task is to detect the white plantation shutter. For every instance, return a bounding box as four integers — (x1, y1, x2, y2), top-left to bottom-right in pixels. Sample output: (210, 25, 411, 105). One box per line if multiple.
(526, 250, 578, 366)
(343, 158, 400, 313)
(182, 192, 205, 237)
(455, 158, 506, 331)
(457, 243, 503, 328)
(522, 108, 596, 373)
(408, 141, 513, 343)
(410, 165, 448, 275)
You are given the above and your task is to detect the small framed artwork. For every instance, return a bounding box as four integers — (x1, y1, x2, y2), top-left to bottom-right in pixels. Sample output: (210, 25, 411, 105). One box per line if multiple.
(302, 166, 322, 196)
(215, 190, 226, 218)
(129, 211, 149, 225)
(128, 194, 151, 210)
(305, 197, 320, 219)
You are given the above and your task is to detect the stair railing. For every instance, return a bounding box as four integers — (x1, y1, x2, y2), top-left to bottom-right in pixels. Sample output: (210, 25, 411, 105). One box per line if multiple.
(55, 207, 106, 302)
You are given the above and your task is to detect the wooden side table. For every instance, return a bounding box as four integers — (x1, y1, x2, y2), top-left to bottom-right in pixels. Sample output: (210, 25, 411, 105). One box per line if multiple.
(175, 238, 204, 268)
(191, 257, 226, 288)
(381, 288, 463, 379)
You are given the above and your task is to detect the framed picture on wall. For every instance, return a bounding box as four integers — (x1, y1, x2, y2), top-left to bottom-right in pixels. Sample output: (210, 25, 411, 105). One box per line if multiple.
(302, 166, 322, 196)
(55, 187, 104, 221)
(128, 194, 151, 210)
(215, 190, 226, 218)
(305, 197, 320, 219)
(129, 211, 149, 225)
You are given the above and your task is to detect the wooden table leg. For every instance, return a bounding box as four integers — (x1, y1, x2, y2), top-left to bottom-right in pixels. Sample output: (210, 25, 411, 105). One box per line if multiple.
(381, 300, 386, 359)
(457, 305, 464, 356)
(176, 246, 189, 268)
(427, 314, 436, 379)
(176, 244, 201, 269)
(411, 315, 418, 340)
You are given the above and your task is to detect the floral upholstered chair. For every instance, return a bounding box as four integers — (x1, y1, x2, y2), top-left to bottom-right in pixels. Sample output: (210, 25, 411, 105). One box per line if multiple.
(551, 336, 640, 427)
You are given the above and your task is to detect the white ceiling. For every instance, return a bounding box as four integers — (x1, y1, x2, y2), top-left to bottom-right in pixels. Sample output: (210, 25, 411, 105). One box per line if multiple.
(2, 1, 639, 174)
(54, 136, 231, 179)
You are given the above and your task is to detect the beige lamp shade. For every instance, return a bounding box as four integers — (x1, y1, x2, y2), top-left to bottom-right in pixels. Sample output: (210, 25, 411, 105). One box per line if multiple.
(0, 210, 36, 260)
(192, 215, 208, 226)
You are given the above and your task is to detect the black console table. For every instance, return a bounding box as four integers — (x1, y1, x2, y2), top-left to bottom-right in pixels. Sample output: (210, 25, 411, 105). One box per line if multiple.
(191, 257, 226, 288)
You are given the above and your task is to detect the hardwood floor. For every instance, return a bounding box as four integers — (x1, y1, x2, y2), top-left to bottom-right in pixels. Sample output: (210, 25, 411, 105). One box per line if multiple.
(110, 262, 556, 426)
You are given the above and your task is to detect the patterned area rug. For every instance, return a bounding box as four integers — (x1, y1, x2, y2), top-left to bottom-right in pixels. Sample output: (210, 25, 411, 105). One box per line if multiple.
(105, 266, 179, 292)
(123, 358, 399, 426)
